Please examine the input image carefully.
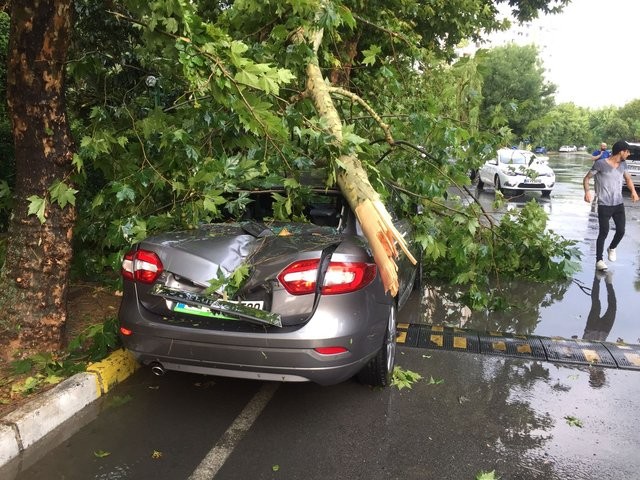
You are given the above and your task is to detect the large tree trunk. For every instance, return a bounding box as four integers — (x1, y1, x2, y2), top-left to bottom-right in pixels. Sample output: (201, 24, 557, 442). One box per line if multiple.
(0, 0, 75, 357)
(301, 26, 416, 297)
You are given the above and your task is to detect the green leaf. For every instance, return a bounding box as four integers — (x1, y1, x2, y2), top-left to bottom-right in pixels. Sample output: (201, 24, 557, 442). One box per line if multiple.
(115, 184, 136, 203)
(476, 470, 500, 480)
(362, 44, 382, 66)
(72, 153, 84, 173)
(94, 450, 111, 458)
(391, 366, 422, 390)
(27, 195, 47, 224)
(44, 375, 64, 385)
(49, 180, 78, 208)
(337, 5, 356, 29)
(564, 415, 583, 428)
(10, 359, 33, 375)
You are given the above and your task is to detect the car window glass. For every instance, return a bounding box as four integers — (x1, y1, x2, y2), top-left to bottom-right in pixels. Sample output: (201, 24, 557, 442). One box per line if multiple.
(306, 193, 345, 228)
(510, 153, 526, 165)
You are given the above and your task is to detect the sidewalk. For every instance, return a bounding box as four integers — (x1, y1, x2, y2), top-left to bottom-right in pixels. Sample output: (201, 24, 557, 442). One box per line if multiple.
(0, 348, 138, 468)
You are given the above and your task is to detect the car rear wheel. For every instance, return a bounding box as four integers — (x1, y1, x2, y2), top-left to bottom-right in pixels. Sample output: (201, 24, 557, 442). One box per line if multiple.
(357, 304, 397, 387)
(477, 177, 484, 190)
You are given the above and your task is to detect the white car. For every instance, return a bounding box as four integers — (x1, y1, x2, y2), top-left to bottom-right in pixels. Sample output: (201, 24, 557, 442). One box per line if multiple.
(477, 148, 555, 197)
(559, 145, 577, 152)
(627, 142, 640, 187)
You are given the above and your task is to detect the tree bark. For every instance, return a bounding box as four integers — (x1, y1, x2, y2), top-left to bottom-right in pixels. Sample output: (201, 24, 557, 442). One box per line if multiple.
(0, 0, 76, 357)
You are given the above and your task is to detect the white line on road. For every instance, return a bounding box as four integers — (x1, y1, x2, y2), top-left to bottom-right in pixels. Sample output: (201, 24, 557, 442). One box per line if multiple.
(188, 382, 279, 480)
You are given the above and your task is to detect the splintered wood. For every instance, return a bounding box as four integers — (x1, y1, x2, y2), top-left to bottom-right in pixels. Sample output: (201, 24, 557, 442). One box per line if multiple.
(355, 199, 416, 296)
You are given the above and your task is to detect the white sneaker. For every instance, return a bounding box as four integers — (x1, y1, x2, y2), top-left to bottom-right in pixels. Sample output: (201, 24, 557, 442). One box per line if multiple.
(596, 260, 608, 271)
(607, 248, 616, 262)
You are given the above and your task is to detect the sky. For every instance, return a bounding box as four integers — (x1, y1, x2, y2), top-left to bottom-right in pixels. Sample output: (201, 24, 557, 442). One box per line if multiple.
(487, 0, 639, 109)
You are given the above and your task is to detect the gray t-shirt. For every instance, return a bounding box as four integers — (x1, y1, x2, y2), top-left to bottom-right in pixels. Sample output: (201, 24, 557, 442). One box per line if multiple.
(590, 158, 627, 206)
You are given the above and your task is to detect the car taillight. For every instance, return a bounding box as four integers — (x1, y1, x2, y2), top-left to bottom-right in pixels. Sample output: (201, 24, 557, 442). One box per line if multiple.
(278, 259, 376, 295)
(121, 249, 163, 284)
(120, 326, 133, 336)
(314, 346, 348, 355)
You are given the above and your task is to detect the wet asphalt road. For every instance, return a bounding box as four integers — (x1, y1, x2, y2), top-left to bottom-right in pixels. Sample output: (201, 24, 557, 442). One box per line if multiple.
(413, 152, 640, 344)
(3, 152, 640, 480)
(6, 351, 640, 480)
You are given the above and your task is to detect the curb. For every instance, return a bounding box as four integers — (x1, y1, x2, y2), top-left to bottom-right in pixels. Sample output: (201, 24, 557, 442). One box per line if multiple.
(0, 348, 138, 468)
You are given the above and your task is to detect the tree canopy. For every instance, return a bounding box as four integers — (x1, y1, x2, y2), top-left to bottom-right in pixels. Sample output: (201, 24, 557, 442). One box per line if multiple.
(476, 43, 556, 142)
(1, 0, 585, 353)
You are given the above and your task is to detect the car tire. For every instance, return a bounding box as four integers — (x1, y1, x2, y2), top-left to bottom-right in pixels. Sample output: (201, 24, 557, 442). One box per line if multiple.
(477, 177, 484, 190)
(495, 175, 502, 192)
(357, 303, 397, 387)
(541, 190, 551, 198)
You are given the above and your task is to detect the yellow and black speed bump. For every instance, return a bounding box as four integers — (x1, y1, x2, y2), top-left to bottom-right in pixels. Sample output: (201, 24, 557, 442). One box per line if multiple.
(602, 343, 640, 370)
(396, 323, 421, 347)
(479, 332, 546, 360)
(540, 338, 617, 367)
(398, 324, 640, 370)
(399, 324, 480, 353)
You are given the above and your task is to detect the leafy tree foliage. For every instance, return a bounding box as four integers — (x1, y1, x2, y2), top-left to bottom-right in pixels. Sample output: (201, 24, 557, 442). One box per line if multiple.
(530, 99, 640, 150)
(2, 0, 581, 354)
(618, 99, 640, 140)
(64, 0, 578, 310)
(476, 44, 556, 142)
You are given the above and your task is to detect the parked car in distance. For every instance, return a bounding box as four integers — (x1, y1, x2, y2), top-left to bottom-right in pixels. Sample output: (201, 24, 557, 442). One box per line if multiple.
(476, 148, 555, 197)
(559, 145, 577, 152)
(118, 187, 418, 387)
(626, 142, 640, 188)
(534, 146, 547, 154)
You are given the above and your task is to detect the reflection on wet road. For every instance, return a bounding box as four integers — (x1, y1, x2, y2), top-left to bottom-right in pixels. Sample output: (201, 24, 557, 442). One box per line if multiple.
(417, 152, 640, 345)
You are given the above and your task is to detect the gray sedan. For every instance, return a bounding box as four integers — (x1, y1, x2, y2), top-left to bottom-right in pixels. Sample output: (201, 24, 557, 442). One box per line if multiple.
(118, 188, 417, 386)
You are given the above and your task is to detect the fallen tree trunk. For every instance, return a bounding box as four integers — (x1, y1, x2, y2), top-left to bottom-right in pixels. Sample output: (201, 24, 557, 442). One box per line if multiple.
(302, 33, 416, 297)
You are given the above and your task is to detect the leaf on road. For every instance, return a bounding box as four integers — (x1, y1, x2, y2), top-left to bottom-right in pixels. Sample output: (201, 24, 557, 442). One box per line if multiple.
(564, 415, 583, 428)
(391, 366, 423, 390)
(94, 450, 111, 458)
(476, 470, 500, 480)
(152, 450, 163, 459)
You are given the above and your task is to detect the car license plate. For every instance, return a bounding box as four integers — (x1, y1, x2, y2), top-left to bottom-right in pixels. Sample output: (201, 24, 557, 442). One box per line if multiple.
(174, 300, 264, 317)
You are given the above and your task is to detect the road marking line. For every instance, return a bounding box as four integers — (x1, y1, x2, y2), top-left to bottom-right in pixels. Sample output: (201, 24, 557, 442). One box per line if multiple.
(188, 382, 279, 480)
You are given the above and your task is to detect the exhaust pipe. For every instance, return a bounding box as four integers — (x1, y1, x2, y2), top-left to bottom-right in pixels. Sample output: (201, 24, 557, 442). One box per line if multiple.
(150, 362, 166, 376)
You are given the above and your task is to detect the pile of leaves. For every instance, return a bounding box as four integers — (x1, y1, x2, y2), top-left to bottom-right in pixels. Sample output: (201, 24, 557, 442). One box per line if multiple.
(0, 289, 121, 418)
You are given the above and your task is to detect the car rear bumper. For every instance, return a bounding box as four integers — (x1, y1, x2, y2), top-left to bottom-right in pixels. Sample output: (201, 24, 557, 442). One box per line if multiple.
(125, 345, 372, 385)
(118, 293, 390, 385)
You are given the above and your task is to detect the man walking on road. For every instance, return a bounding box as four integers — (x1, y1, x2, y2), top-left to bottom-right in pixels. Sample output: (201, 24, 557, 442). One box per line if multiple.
(583, 140, 639, 270)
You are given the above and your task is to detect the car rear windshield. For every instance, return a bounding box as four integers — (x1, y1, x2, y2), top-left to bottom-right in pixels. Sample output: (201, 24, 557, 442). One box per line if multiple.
(239, 190, 345, 228)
